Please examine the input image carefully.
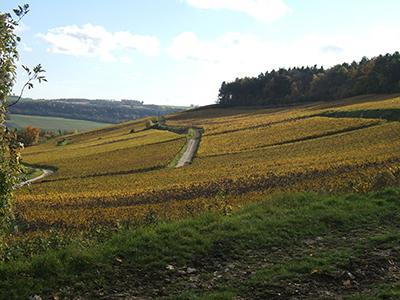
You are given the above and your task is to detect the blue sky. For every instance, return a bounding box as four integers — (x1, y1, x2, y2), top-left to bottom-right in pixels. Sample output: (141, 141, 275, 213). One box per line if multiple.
(1, 0, 400, 105)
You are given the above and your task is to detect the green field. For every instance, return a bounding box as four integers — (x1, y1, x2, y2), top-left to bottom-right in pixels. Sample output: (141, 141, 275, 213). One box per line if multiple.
(5, 114, 111, 132)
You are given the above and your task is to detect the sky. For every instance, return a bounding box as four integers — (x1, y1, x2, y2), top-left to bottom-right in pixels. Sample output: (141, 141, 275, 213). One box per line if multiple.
(1, 0, 400, 106)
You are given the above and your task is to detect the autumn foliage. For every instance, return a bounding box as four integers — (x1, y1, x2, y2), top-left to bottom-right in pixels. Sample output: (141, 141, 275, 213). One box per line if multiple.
(17, 125, 40, 146)
(14, 95, 400, 229)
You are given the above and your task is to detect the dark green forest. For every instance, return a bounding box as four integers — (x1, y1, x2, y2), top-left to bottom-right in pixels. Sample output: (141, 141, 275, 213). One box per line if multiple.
(7, 97, 186, 123)
(218, 52, 400, 106)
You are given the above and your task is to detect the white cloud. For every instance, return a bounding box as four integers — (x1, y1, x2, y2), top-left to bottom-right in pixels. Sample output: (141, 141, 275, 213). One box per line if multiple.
(119, 56, 133, 64)
(122, 72, 143, 81)
(169, 31, 274, 67)
(320, 45, 344, 54)
(21, 42, 32, 52)
(185, 0, 291, 22)
(38, 24, 160, 62)
(168, 27, 400, 104)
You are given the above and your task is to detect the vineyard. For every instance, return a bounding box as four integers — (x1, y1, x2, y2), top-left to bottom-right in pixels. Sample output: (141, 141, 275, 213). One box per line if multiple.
(14, 94, 400, 230)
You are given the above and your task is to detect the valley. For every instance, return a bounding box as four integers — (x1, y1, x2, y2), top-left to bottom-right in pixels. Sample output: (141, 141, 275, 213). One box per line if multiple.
(2, 93, 400, 299)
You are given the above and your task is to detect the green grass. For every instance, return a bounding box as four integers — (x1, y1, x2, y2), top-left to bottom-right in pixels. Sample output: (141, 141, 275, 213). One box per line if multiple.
(5, 114, 111, 132)
(168, 141, 189, 167)
(16, 165, 44, 184)
(1, 188, 400, 299)
(22, 166, 43, 181)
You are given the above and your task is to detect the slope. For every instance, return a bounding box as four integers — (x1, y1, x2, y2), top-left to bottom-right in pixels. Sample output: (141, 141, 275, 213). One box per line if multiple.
(15, 94, 400, 229)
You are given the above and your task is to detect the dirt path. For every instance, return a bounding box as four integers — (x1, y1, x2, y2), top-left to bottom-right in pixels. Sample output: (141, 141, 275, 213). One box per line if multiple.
(17, 168, 54, 188)
(176, 129, 201, 168)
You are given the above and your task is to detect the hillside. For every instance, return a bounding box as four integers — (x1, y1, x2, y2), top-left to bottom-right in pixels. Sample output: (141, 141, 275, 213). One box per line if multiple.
(13, 96, 400, 227)
(14, 93, 399, 227)
(2, 94, 400, 298)
(5, 113, 111, 132)
(7, 96, 188, 124)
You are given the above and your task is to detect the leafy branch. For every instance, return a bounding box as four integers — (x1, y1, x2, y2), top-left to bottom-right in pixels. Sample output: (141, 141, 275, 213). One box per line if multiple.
(6, 64, 46, 108)
(10, 4, 30, 25)
(4, 4, 47, 109)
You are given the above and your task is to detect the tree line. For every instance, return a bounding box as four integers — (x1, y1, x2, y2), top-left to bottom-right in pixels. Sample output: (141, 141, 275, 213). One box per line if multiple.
(8, 97, 186, 124)
(217, 52, 400, 106)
